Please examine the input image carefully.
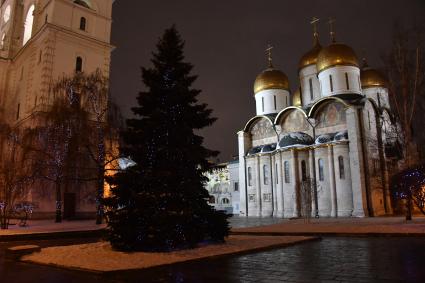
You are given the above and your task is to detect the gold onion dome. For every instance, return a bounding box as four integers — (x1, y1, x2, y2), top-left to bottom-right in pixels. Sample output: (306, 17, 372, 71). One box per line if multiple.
(360, 59, 387, 88)
(292, 88, 302, 107)
(254, 67, 289, 94)
(316, 42, 359, 73)
(299, 35, 322, 69)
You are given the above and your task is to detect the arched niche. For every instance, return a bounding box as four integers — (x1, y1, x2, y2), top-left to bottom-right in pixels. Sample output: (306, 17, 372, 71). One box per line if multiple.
(313, 101, 347, 134)
(244, 116, 276, 147)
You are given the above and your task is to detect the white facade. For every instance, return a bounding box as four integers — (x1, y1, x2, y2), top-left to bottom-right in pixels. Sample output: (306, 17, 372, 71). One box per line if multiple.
(255, 89, 290, 115)
(318, 66, 362, 97)
(299, 65, 320, 105)
(236, 34, 399, 218)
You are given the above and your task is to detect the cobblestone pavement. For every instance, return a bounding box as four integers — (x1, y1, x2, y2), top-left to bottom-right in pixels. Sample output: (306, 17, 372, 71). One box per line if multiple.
(112, 237, 425, 283)
(1, 237, 424, 282)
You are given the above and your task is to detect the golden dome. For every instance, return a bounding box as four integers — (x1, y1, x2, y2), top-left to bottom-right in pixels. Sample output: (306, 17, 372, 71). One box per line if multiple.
(316, 43, 359, 73)
(299, 36, 322, 70)
(292, 88, 302, 106)
(254, 68, 289, 94)
(361, 67, 387, 88)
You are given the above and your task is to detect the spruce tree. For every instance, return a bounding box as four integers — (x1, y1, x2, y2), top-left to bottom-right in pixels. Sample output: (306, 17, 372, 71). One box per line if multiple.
(105, 26, 229, 251)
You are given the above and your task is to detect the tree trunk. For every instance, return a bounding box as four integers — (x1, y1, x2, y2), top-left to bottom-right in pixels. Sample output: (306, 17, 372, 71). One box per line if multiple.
(406, 196, 412, 221)
(55, 181, 62, 223)
(95, 167, 104, 225)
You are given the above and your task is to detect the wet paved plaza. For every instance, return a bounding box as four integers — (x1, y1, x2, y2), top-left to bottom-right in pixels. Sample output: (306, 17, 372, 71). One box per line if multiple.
(1, 236, 424, 283)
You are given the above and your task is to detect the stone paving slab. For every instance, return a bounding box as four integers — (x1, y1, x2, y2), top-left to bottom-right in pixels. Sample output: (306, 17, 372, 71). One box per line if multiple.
(21, 236, 319, 273)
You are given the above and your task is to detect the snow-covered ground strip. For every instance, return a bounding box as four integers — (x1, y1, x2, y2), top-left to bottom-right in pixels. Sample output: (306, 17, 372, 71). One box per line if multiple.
(21, 236, 316, 272)
(0, 220, 105, 235)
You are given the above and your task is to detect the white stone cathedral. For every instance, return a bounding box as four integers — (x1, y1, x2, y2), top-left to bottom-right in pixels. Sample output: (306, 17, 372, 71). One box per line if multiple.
(0, 0, 114, 217)
(237, 23, 400, 218)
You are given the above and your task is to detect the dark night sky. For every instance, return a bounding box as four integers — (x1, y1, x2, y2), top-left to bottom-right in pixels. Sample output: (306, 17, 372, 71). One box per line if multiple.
(109, 0, 425, 161)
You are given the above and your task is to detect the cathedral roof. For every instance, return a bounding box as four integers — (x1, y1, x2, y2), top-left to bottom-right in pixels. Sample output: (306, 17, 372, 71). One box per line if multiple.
(299, 35, 322, 70)
(360, 59, 387, 88)
(254, 67, 290, 94)
(278, 132, 314, 148)
(316, 42, 359, 73)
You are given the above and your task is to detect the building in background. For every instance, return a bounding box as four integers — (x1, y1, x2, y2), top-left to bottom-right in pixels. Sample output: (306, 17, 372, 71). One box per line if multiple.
(204, 161, 240, 215)
(0, 0, 114, 218)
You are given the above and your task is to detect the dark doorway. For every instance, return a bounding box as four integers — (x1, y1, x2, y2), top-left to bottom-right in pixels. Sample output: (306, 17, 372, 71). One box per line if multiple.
(64, 193, 76, 219)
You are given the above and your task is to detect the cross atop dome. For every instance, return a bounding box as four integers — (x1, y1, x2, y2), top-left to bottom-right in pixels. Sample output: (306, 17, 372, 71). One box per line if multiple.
(328, 17, 336, 43)
(266, 44, 274, 68)
(310, 17, 320, 46)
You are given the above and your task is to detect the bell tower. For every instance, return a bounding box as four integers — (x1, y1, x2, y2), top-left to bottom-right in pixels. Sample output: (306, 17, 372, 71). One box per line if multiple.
(0, 0, 115, 123)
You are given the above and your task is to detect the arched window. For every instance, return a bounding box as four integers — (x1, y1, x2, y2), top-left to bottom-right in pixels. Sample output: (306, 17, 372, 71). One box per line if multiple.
(329, 75, 334, 92)
(284, 161, 290, 183)
(309, 78, 313, 100)
(221, 198, 230, 204)
(273, 95, 276, 110)
(338, 156, 345, 179)
(80, 17, 87, 31)
(301, 160, 307, 181)
(318, 159, 324, 181)
(263, 165, 269, 185)
(76, 56, 83, 72)
(248, 167, 252, 186)
(23, 5, 35, 45)
(345, 72, 350, 90)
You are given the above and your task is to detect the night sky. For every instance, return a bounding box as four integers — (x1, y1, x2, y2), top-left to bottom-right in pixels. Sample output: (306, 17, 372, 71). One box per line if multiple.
(109, 0, 425, 161)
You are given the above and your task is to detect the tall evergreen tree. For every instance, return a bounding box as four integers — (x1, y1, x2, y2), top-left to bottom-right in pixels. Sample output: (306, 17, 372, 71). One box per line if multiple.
(105, 26, 229, 251)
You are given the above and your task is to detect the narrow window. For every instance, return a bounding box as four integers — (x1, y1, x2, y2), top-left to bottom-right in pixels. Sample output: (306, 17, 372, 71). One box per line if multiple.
(80, 17, 87, 31)
(285, 96, 288, 107)
(76, 56, 83, 72)
(273, 95, 276, 110)
(329, 75, 334, 92)
(275, 163, 278, 184)
(45, 14, 48, 23)
(23, 5, 35, 45)
(301, 160, 307, 181)
(284, 161, 290, 183)
(309, 78, 313, 100)
(345, 72, 350, 90)
(377, 92, 381, 107)
(338, 156, 345, 179)
(248, 167, 252, 186)
(16, 103, 20, 120)
(318, 159, 324, 181)
(263, 165, 269, 185)
(367, 111, 371, 130)
(234, 182, 239, 192)
(261, 97, 264, 112)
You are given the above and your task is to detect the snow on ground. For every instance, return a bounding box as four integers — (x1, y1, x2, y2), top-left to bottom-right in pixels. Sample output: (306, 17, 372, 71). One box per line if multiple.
(0, 220, 105, 235)
(21, 236, 316, 272)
